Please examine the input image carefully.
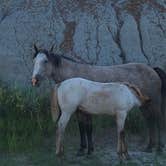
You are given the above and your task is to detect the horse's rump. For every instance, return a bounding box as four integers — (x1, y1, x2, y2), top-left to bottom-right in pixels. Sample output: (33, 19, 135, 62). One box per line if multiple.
(153, 67, 166, 96)
(124, 82, 150, 104)
(154, 67, 166, 126)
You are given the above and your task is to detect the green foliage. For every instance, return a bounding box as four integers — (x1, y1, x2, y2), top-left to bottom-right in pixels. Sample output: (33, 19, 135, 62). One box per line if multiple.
(0, 82, 54, 152)
(125, 108, 146, 133)
(92, 108, 145, 134)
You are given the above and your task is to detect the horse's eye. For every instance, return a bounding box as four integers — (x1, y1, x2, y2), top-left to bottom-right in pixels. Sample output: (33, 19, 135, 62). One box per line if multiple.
(44, 60, 48, 64)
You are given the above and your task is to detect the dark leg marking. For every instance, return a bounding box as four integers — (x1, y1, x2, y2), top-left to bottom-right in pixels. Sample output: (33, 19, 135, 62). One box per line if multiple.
(76, 111, 87, 156)
(85, 114, 94, 155)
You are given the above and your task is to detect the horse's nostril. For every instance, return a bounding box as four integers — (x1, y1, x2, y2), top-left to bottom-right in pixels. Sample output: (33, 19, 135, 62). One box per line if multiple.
(31, 74, 42, 86)
(32, 77, 38, 86)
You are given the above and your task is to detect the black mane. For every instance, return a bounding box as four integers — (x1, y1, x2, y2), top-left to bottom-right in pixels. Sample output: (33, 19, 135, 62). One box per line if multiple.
(47, 53, 62, 67)
(61, 55, 81, 63)
(34, 49, 85, 67)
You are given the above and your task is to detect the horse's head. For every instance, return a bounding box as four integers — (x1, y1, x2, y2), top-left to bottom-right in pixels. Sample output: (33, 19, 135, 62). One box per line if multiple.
(31, 44, 61, 87)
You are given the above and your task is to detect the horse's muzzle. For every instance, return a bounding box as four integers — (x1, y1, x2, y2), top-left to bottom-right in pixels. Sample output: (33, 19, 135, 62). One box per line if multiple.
(31, 77, 40, 87)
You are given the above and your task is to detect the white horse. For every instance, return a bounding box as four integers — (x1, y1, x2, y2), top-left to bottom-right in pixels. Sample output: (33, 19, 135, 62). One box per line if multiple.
(51, 77, 150, 159)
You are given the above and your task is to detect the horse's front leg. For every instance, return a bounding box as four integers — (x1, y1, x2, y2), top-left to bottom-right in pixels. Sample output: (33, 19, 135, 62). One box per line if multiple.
(76, 111, 93, 156)
(56, 112, 71, 156)
(76, 110, 87, 156)
(116, 112, 129, 161)
(85, 113, 94, 155)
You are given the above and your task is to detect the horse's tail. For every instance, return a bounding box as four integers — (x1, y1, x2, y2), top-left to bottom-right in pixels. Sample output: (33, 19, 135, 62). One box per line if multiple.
(51, 85, 61, 123)
(125, 82, 150, 104)
(153, 67, 166, 126)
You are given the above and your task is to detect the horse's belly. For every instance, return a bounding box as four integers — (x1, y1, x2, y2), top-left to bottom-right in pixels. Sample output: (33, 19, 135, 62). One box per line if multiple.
(80, 98, 116, 115)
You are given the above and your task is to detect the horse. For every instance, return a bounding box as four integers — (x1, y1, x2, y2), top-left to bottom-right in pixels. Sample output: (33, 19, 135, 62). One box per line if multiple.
(51, 77, 150, 159)
(31, 44, 166, 155)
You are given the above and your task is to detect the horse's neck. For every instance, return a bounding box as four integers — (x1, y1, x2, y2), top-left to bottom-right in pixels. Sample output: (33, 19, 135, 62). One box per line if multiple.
(52, 58, 89, 82)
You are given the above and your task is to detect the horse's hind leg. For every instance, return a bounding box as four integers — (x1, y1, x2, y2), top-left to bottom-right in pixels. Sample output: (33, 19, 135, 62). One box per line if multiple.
(142, 103, 163, 152)
(120, 130, 130, 160)
(155, 106, 163, 152)
(143, 114, 156, 152)
(116, 112, 129, 160)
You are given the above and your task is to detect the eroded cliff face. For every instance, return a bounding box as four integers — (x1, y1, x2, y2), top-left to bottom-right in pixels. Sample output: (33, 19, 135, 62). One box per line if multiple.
(0, 0, 165, 86)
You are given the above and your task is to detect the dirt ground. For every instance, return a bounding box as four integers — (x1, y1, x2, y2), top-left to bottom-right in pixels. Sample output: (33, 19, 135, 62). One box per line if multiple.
(0, 128, 166, 166)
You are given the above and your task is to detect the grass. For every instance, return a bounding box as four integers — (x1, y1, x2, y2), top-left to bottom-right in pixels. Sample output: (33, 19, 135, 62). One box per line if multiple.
(0, 82, 53, 152)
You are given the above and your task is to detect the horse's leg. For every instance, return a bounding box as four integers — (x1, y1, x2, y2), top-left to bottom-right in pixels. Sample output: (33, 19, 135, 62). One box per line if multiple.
(160, 96, 166, 145)
(85, 113, 94, 155)
(157, 95, 166, 150)
(145, 117, 156, 152)
(76, 110, 87, 156)
(116, 112, 129, 160)
(155, 105, 163, 152)
(121, 130, 130, 160)
(141, 107, 156, 152)
(56, 112, 71, 156)
(142, 103, 164, 152)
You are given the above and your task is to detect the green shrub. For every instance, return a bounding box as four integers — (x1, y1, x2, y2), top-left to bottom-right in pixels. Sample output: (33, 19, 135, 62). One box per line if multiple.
(92, 108, 145, 134)
(0, 82, 54, 152)
(125, 108, 146, 133)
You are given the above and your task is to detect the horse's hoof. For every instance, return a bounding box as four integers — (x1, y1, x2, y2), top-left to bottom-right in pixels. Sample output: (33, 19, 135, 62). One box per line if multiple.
(123, 152, 130, 160)
(161, 143, 165, 148)
(118, 152, 124, 162)
(118, 152, 130, 161)
(76, 148, 86, 157)
(56, 151, 64, 157)
(118, 155, 123, 163)
(87, 148, 94, 156)
(56, 146, 64, 157)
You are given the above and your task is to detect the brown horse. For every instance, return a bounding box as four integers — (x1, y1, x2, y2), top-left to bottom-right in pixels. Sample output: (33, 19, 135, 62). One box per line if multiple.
(31, 45, 166, 155)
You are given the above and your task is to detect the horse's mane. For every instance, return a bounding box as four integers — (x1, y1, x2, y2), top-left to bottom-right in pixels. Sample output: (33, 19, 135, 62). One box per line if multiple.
(61, 54, 82, 63)
(34, 49, 88, 67)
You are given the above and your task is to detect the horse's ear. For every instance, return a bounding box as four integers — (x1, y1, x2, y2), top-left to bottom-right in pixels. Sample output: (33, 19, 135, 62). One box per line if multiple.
(49, 44, 55, 53)
(34, 44, 38, 53)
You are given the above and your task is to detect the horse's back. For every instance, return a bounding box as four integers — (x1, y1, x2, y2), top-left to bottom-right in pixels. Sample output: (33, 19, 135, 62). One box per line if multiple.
(84, 81, 139, 114)
(86, 63, 161, 100)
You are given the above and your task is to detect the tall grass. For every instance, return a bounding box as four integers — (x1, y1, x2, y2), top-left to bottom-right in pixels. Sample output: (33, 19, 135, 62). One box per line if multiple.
(0, 81, 146, 152)
(0, 82, 54, 152)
